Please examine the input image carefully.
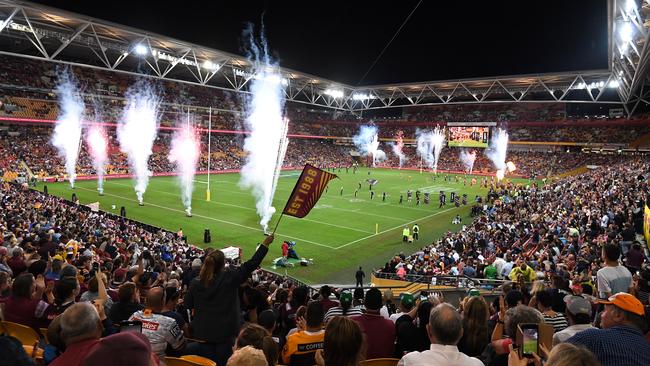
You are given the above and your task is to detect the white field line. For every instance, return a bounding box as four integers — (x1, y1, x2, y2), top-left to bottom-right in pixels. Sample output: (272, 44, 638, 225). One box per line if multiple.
(178, 181, 406, 222)
(335, 207, 457, 250)
(127, 180, 374, 234)
(79, 185, 337, 250)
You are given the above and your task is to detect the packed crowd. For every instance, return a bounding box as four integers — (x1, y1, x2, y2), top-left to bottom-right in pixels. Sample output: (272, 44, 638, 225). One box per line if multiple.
(0, 162, 648, 365)
(2, 122, 646, 182)
(376, 158, 648, 282)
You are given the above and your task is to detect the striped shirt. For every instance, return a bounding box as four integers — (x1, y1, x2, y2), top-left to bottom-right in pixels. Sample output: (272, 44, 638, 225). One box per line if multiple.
(324, 306, 363, 323)
(543, 312, 569, 333)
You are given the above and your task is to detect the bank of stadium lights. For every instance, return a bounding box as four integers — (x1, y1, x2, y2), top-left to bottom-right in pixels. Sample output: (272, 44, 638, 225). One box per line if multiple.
(202, 60, 220, 72)
(352, 93, 376, 101)
(324, 89, 344, 99)
(134, 44, 148, 56)
(572, 81, 618, 90)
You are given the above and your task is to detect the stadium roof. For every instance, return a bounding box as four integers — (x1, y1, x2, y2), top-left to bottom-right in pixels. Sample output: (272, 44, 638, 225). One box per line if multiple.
(0, 0, 649, 115)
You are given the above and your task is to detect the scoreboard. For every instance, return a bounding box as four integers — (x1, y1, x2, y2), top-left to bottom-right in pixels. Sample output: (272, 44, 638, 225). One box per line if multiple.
(447, 126, 490, 148)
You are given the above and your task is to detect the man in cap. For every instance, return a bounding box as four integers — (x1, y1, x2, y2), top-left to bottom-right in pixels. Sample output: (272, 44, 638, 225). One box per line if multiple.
(351, 287, 395, 359)
(567, 292, 650, 366)
(389, 292, 415, 323)
(552, 295, 596, 345)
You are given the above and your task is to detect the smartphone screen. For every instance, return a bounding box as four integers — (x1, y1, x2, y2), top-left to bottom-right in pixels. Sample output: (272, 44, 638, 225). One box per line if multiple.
(522, 327, 539, 356)
(119, 321, 142, 333)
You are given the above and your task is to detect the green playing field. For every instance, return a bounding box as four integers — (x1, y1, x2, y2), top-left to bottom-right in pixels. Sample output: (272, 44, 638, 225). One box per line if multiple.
(40, 168, 531, 284)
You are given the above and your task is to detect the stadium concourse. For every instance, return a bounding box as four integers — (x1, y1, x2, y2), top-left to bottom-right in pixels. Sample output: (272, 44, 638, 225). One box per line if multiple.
(1, 2, 650, 366)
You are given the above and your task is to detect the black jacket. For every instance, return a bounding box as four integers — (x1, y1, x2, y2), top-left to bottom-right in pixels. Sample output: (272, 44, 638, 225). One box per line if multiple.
(184, 244, 268, 343)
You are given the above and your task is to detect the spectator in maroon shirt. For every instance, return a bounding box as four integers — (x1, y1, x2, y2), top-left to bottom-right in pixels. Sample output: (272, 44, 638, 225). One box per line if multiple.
(320, 286, 339, 313)
(7, 247, 27, 276)
(3, 273, 54, 330)
(625, 243, 645, 273)
(351, 287, 395, 359)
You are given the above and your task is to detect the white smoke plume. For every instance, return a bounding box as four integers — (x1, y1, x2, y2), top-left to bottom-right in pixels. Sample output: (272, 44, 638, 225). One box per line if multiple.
(485, 128, 509, 174)
(416, 126, 445, 172)
(86, 125, 108, 194)
(169, 123, 201, 216)
(352, 125, 386, 166)
(238, 22, 288, 232)
(431, 126, 445, 172)
(391, 130, 407, 167)
(117, 82, 160, 205)
(459, 149, 477, 174)
(51, 71, 84, 188)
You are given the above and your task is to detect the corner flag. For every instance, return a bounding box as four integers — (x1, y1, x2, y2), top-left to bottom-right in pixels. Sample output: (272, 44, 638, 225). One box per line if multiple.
(282, 164, 338, 218)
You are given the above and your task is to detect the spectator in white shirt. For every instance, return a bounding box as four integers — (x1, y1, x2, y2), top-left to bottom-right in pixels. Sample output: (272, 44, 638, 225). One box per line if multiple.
(596, 243, 633, 299)
(553, 295, 596, 346)
(398, 303, 483, 366)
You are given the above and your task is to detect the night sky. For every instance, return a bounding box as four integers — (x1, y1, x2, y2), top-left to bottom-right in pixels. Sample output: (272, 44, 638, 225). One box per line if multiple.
(32, 0, 608, 86)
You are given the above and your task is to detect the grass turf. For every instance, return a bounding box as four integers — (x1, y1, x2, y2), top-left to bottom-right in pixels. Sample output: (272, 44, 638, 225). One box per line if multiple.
(40, 168, 533, 284)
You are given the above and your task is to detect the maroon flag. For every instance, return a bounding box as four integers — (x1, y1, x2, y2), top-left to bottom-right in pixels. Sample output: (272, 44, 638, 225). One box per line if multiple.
(282, 164, 338, 218)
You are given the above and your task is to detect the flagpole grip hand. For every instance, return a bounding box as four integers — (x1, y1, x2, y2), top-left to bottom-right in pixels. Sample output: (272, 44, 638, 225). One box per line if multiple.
(262, 234, 275, 247)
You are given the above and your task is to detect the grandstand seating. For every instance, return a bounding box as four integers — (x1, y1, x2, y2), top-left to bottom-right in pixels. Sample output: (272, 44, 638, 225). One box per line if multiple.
(1, 52, 649, 366)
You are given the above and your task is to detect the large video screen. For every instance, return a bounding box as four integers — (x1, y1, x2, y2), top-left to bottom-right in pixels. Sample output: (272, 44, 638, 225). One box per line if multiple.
(447, 126, 490, 148)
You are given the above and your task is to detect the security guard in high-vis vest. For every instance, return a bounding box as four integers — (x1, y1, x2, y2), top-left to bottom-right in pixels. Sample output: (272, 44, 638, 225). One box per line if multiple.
(402, 226, 410, 242)
(412, 224, 419, 241)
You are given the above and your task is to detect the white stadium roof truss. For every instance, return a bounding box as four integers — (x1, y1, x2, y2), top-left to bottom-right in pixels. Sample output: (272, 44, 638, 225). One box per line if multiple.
(0, 0, 648, 116)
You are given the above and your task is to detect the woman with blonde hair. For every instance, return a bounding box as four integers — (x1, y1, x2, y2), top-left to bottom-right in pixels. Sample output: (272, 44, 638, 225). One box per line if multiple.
(508, 343, 600, 366)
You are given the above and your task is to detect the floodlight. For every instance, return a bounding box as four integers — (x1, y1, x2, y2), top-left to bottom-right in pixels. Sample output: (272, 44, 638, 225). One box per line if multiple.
(202, 60, 219, 71)
(134, 44, 148, 55)
(608, 80, 620, 88)
(619, 21, 633, 43)
(324, 88, 344, 99)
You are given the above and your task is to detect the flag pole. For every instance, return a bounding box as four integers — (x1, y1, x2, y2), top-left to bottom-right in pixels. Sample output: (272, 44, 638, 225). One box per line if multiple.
(271, 213, 285, 235)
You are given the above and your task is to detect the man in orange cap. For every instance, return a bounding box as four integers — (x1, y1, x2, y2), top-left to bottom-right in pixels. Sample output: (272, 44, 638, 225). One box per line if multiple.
(567, 292, 650, 366)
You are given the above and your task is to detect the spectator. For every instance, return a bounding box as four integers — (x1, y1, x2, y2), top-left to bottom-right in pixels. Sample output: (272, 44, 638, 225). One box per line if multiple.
(227, 346, 268, 366)
(0, 335, 36, 366)
(390, 292, 415, 322)
(351, 287, 395, 359)
(319, 285, 339, 313)
(596, 244, 633, 299)
(398, 303, 482, 366)
(129, 286, 185, 360)
(80, 332, 157, 366)
(315, 316, 364, 366)
(7, 247, 26, 276)
(184, 234, 274, 366)
(379, 289, 397, 319)
(395, 300, 432, 356)
(235, 323, 278, 366)
(508, 342, 600, 366)
(0, 247, 13, 276)
(553, 295, 596, 345)
(458, 296, 489, 359)
(491, 305, 544, 358)
(567, 292, 650, 366)
(508, 259, 536, 282)
(49, 302, 103, 366)
(323, 291, 362, 323)
(282, 301, 325, 366)
(80, 272, 112, 315)
(3, 273, 54, 330)
(108, 282, 143, 324)
(535, 290, 568, 333)
(161, 286, 187, 335)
